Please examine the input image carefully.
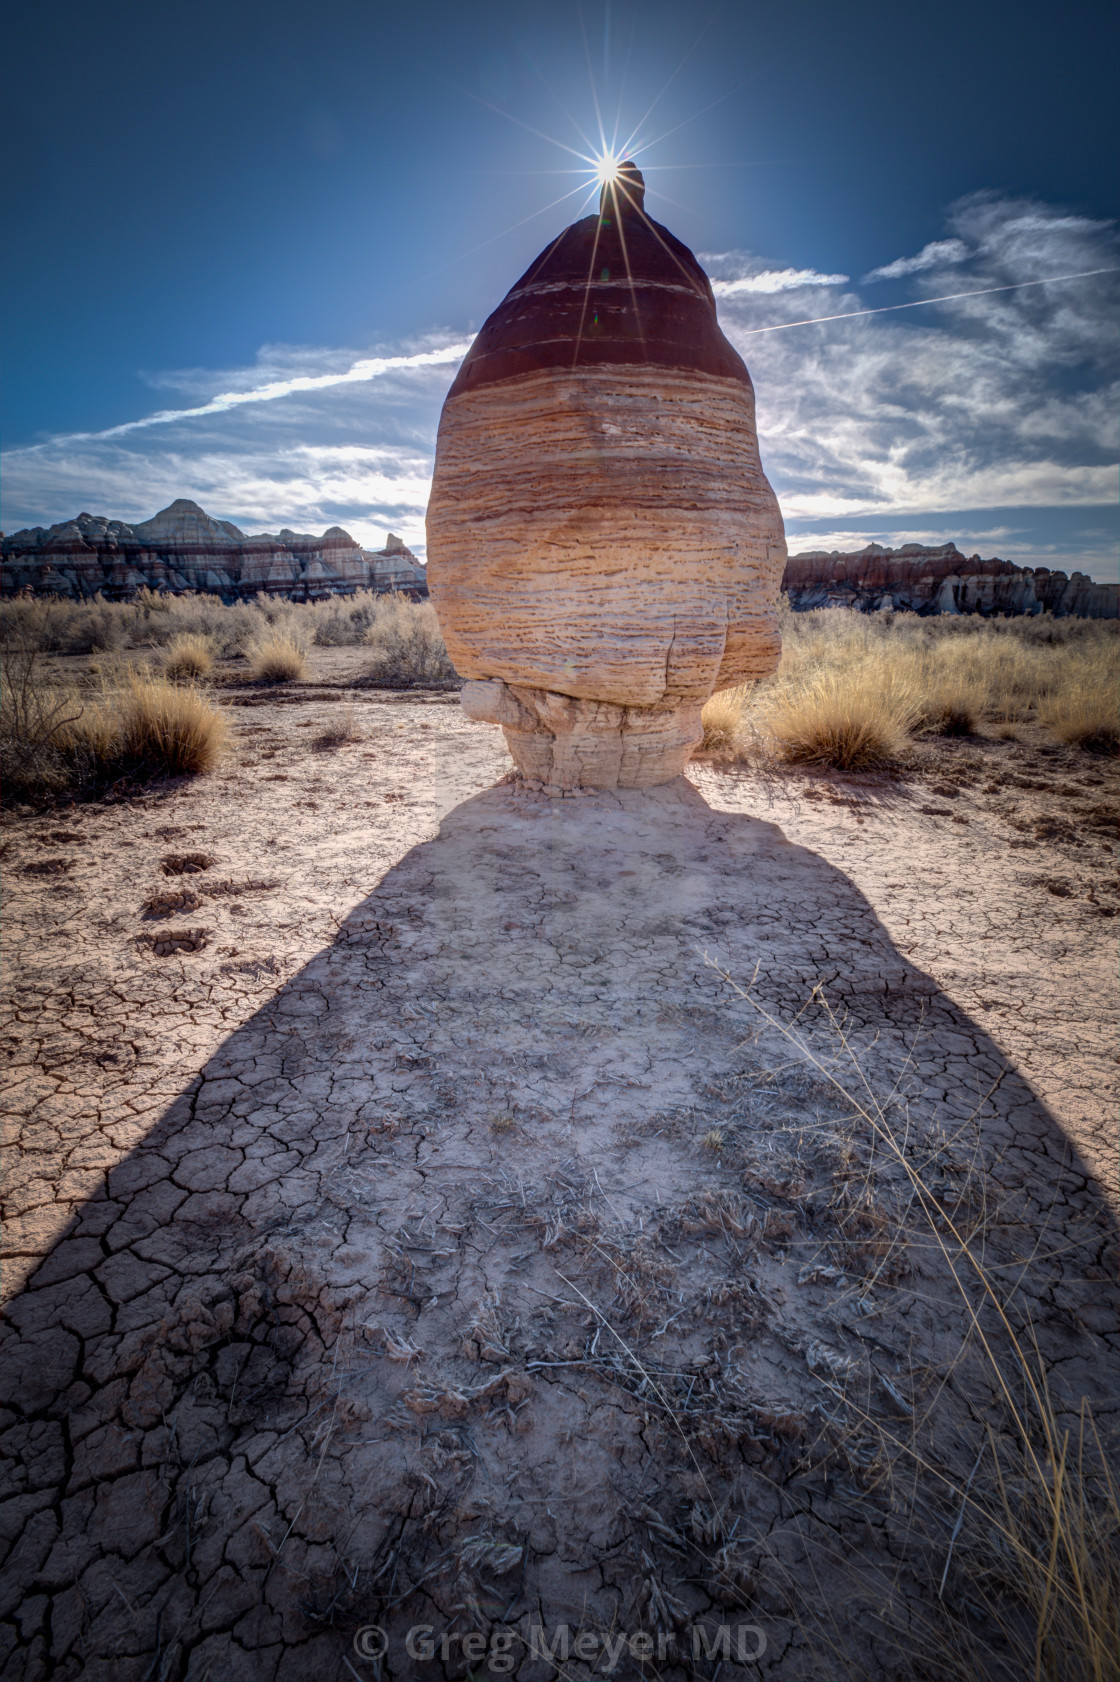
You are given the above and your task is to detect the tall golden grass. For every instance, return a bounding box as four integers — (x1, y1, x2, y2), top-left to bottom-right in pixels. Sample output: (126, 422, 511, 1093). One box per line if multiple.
(699, 607, 1119, 768)
(1038, 665, 1120, 754)
(110, 676, 229, 774)
(754, 664, 918, 769)
(711, 963, 1120, 1682)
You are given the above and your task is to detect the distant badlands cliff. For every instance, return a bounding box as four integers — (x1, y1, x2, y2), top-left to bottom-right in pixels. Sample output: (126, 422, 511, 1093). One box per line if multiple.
(0, 499, 427, 601)
(1, 502, 1115, 620)
(784, 541, 1117, 619)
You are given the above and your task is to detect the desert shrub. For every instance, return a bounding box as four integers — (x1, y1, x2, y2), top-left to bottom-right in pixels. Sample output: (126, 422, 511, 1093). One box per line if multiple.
(247, 630, 308, 683)
(0, 590, 271, 658)
(162, 632, 214, 679)
(137, 594, 266, 656)
(0, 597, 73, 653)
(305, 590, 382, 646)
(0, 595, 124, 654)
(362, 597, 458, 686)
(0, 643, 87, 794)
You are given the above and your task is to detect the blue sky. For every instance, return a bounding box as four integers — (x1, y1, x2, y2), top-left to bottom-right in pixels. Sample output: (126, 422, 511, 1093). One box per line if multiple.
(3, 0, 1117, 578)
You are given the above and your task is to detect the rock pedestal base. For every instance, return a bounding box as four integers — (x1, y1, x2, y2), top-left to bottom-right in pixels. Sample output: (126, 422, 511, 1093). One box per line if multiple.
(460, 679, 701, 790)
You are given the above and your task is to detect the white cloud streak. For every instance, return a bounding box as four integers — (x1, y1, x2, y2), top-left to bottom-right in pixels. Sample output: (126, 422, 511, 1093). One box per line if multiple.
(710, 267, 849, 296)
(10, 341, 473, 452)
(863, 238, 970, 282)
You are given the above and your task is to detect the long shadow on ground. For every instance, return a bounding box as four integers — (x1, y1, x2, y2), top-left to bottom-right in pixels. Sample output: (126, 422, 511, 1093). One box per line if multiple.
(2, 778, 1117, 1682)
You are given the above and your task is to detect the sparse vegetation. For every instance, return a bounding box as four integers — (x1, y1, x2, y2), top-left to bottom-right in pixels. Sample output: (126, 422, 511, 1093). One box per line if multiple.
(0, 586, 462, 698)
(312, 703, 362, 747)
(1, 646, 228, 798)
(700, 605, 1119, 767)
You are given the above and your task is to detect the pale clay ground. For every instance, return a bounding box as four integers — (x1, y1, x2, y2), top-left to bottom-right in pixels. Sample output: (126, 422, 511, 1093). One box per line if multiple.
(1, 666, 1118, 1682)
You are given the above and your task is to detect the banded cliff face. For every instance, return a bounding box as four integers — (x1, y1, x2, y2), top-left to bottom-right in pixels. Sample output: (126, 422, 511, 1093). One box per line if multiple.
(1, 501, 427, 600)
(783, 542, 1118, 620)
(426, 162, 787, 789)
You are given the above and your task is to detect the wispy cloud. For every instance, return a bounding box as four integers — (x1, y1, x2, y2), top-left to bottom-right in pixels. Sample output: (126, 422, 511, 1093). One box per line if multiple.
(13, 338, 472, 450)
(712, 194, 1118, 570)
(709, 267, 849, 296)
(863, 238, 970, 282)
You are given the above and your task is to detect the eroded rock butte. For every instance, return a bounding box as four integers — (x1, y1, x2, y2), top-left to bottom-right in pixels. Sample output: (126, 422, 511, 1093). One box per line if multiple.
(425, 161, 787, 789)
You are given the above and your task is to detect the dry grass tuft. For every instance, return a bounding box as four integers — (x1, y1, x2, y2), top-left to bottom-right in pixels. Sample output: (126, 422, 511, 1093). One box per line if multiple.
(313, 704, 361, 747)
(974, 1399, 1120, 1682)
(162, 632, 214, 680)
(757, 667, 916, 770)
(111, 677, 228, 774)
(247, 630, 307, 683)
(712, 960, 1120, 1682)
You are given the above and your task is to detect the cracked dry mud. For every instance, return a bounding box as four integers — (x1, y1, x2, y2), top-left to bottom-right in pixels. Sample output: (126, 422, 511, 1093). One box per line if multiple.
(1, 686, 1118, 1681)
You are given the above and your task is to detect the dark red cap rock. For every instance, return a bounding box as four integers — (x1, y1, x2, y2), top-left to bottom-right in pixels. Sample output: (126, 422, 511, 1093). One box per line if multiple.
(447, 161, 750, 396)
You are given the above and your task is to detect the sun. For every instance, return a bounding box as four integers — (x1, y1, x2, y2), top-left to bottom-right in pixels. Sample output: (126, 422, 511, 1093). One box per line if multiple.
(595, 153, 622, 187)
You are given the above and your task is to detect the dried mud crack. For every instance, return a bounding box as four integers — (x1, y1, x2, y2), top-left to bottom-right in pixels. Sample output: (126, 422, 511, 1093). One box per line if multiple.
(1, 697, 1117, 1681)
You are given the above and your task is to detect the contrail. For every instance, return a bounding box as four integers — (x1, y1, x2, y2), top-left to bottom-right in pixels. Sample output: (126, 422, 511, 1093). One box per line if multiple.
(11, 341, 474, 453)
(730, 267, 1119, 335)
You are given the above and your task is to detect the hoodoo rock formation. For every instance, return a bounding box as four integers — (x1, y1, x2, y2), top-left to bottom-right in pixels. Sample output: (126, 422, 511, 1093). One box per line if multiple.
(425, 161, 787, 789)
(0, 500, 427, 601)
(784, 542, 1117, 620)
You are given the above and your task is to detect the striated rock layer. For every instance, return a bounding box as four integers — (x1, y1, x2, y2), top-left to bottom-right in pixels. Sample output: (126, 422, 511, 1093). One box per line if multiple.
(1, 500, 427, 601)
(784, 541, 1118, 619)
(426, 161, 787, 789)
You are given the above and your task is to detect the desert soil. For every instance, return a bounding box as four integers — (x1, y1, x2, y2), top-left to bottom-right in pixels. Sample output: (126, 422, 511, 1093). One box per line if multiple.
(2, 660, 1118, 1681)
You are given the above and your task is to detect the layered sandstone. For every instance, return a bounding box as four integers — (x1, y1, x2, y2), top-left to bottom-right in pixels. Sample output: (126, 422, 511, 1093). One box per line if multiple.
(1, 500, 427, 600)
(426, 161, 787, 789)
(784, 542, 1117, 619)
